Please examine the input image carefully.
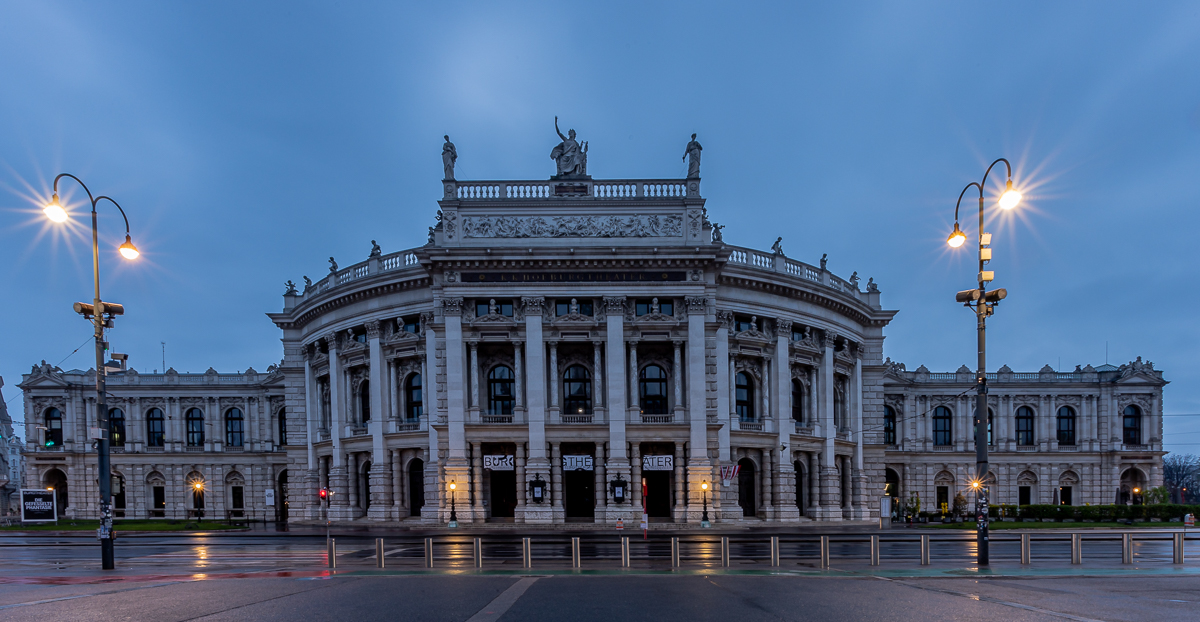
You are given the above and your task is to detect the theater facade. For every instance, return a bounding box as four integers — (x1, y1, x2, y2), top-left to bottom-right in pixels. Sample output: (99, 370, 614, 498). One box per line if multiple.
(19, 136, 1167, 524)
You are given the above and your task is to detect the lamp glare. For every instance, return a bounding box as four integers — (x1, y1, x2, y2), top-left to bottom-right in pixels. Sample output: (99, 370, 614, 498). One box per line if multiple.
(947, 225, 967, 248)
(44, 194, 68, 222)
(999, 180, 1021, 210)
(118, 235, 140, 260)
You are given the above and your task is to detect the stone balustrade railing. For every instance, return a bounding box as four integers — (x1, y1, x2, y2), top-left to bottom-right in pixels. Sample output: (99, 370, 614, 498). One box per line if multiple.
(448, 179, 695, 201)
(725, 245, 869, 303)
(902, 371, 1091, 383)
(290, 248, 422, 305)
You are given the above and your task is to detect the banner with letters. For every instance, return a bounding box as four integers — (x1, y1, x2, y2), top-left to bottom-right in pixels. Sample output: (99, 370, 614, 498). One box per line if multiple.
(484, 455, 515, 470)
(641, 455, 673, 471)
(21, 490, 57, 523)
(563, 455, 594, 471)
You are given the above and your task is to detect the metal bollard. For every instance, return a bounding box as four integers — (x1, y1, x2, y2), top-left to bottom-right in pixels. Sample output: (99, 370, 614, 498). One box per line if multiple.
(522, 537, 532, 569)
(820, 535, 830, 568)
(571, 537, 581, 569)
(1173, 532, 1185, 564)
(721, 536, 730, 567)
(671, 537, 681, 567)
(621, 536, 630, 568)
(1071, 533, 1081, 565)
(870, 535, 880, 566)
(328, 538, 337, 569)
(919, 534, 930, 566)
(1020, 533, 1030, 565)
(770, 536, 780, 567)
(424, 537, 434, 568)
(1122, 533, 1132, 564)
(376, 538, 385, 569)
(473, 537, 483, 568)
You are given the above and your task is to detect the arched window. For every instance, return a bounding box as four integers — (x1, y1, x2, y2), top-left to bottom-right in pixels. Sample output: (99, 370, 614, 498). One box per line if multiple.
(108, 408, 126, 447)
(44, 408, 63, 448)
(186, 408, 205, 447)
(932, 406, 952, 446)
(791, 380, 804, 423)
(1015, 406, 1035, 446)
(320, 383, 331, 430)
(1057, 406, 1076, 446)
(563, 365, 592, 414)
(225, 408, 244, 447)
(277, 408, 287, 445)
(488, 366, 515, 415)
(639, 365, 668, 415)
(405, 373, 422, 420)
(1123, 405, 1142, 445)
(884, 405, 897, 445)
(735, 372, 755, 421)
(146, 408, 165, 447)
(834, 386, 846, 429)
(973, 408, 994, 446)
(359, 380, 371, 423)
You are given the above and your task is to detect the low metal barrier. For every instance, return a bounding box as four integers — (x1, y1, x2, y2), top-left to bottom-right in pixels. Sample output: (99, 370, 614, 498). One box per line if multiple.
(317, 530, 1194, 571)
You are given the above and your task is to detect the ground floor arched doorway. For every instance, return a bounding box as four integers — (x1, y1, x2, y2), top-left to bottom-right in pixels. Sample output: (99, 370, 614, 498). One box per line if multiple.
(360, 461, 372, 511)
(408, 458, 425, 517)
(277, 469, 289, 522)
(738, 458, 756, 517)
(793, 461, 805, 516)
(42, 469, 68, 518)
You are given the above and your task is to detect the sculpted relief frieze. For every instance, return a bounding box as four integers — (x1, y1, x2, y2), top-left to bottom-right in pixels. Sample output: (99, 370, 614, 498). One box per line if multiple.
(461, 214, 683, 238)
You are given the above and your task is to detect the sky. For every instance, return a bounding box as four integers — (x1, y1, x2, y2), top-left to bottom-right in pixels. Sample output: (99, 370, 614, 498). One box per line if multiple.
(1, 1, 1198, 454)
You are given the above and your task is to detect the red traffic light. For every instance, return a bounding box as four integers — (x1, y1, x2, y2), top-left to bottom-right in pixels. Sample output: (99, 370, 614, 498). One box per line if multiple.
(319, 488, 328, 499)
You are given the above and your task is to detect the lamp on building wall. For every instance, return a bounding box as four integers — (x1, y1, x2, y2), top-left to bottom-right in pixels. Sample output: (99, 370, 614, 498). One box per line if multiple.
(610, 475, 628, 504)
(448, 480, 458, 527)
(701, 480, 711, 528)
(944, 158, 1022, 567)
(529, 474, 547, 504)
(41, 173, 140, 572)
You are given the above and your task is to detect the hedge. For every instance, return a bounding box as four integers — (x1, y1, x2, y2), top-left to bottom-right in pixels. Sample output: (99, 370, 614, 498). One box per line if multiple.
(985, 504, 1200, 521)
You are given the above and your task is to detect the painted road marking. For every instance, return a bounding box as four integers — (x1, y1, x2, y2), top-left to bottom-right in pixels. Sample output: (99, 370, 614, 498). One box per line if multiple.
(465, 576, 542, 622)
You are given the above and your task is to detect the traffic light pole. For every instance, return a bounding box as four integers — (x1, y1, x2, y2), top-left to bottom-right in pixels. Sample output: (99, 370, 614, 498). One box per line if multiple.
(973, 191, 990, 567)
(91, 201, 115, 571)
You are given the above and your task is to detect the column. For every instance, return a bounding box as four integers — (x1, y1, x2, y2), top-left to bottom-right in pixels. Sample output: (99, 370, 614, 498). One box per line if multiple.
(513, 342, 525, 410)
(388, 359, 399, 420)
(851, 351, 868, 519)
(818, 330, 839, 520)
(392, 449, 403, 519)
(715, 312, 732, 465)
(327, 333, 349, 516)
(515, 443, 527, 514)
(367, 320, 389, 519)
(469, 342, 480, 415)
(673, 443, 685, 521)
(442, 300, 469, 521)
(550, 442, 563, 518)
(775, 319, 797, 521)
(471, 442, 483, 520)
(763, 449, 775, 519)
(672, 340, 684, 417)
(631, 442, 642, 507)
(592, 341, 604, 410)
(808, 451, 821, 513)
(1048, 394, 1059, 450)
(594, 442, 606, 518)
(522, 297, 550, 522)
(685, 297, 711, 522)
(548, 341, 560, 419)
(628, 339, 639, 413)
(762, 356, 771, 426)
(347, 452, 359, 512)
(304, 351, 317, 472)
(421, 311, 439, 521)
(603, 296, 629, 521)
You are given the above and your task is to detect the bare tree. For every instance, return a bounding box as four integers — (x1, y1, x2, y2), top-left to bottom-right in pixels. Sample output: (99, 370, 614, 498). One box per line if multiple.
(1163, 454, 1199, 504)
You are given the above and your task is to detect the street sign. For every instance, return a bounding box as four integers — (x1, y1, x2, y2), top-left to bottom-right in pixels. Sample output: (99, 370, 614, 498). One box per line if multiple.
(21, 490, 57, 523)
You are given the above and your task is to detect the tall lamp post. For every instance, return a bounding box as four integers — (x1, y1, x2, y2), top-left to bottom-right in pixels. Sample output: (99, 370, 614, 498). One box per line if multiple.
(700, 480, 710, 528)
(448, 480, 458, 528)
(945, 158, 1021, 567)
(43, 174, 140, 571)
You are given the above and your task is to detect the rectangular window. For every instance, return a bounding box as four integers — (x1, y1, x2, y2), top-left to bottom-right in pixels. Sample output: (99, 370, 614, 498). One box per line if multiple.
(733, 316, 755, 332)
(402, 317, 420, 334)
(1057, 415, 1076, 446)
(577, 300, 593, 316)
(232, 486, 245, 509)
(476, 300, 514, 317)
(791, 327, 805, 342)
(1018, 486, 1031, 506)
(556, 301, 570, 316)
(1059, 486, 1073, 506)
(635, 299, 673, 317)
(936, 486, 949, 514)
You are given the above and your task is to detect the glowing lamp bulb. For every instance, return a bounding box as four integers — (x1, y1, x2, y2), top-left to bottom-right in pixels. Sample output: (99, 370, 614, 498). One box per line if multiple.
(999, 179, 1021, 210)
(118, 235, 140, 260)
(702, 481, 709, 491)
(947, 224, 967, 248)
(44, 194, 68, 222)
(194, 482, 203, 490)
(449, 481, 457, 491)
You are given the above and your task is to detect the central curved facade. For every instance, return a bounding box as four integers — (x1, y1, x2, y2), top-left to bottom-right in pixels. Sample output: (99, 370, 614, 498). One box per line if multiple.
(270, 175, 897, 524)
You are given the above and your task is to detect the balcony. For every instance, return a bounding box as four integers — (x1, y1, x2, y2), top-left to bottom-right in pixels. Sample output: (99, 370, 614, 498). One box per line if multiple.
(561, 414, 594, 424)
(482, 414, 514, 424)
(738, 419, 763, 432)
(396, 420, 421, 432)
(640, 414, 673, 424)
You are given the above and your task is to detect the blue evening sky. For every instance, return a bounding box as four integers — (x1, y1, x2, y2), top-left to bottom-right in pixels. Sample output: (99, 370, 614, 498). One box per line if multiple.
(2, 2, 1198, 454)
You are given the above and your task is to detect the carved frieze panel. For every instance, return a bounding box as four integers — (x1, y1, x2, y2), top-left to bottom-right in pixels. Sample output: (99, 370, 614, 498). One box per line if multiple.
(460, 214, 683, 238)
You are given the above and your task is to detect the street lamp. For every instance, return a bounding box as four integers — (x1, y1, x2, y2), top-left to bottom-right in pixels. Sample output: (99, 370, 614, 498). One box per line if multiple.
(945, 158, 1021, 567)
(448, 480, 458, 528)
(700, 480, 710, 528)
(43, 173, 140, 571)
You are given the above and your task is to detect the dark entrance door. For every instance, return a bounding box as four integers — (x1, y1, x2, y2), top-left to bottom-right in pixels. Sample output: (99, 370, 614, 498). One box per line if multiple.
(408, 458, 425, 517)
(489, 469, 517, 518)
(360, 462, 372, 511)
(278, 469, 289, 522)
(738, 459, 756, 517)
(643, 471, 672, 518)
(793, 461, 804, 516)
(564, 470, 595, 519)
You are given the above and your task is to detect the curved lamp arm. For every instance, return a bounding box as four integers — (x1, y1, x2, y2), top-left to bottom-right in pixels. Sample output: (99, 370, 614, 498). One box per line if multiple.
(951, 158, 1014, 223)
(95, 196, 132, 234)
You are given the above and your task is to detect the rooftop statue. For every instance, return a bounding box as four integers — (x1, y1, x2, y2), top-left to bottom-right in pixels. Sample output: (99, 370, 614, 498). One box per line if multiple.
(683, 133, 702, 178)
(284, 280, 298, 295)
(328, 257, 338, 273)
(369, 240, 382, 258)
(551, 116, 588, 178)
(771, 237, 784, 256)
(442, 135, 457, 181)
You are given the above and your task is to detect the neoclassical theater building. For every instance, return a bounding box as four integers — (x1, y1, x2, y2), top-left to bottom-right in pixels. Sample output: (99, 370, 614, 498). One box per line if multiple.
(19, 135, 1167, 524)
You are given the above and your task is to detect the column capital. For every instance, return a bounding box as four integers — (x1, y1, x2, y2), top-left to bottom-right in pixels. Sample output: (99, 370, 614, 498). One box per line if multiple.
(601, 296, 627, 316)
(776, 318, 793, 335)
(716, 309, 735, 330)
(684, 296, 707, 313)
(520, 296, 546, 314)
(365, 320, 382, 340)
(419, 311, 436, 331)
(442, 297, 465, 316)
(324, 331, 342, 352)
(821, 329, 839, 350)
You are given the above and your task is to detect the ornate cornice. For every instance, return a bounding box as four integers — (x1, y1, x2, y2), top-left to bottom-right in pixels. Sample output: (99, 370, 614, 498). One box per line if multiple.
(365, 320, 382, 340)
(443, 297, 465, 316)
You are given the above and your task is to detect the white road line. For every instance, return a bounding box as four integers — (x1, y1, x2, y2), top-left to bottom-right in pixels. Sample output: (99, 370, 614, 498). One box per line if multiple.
(465, 577, 542, 622)
(879, 578, 1110, 622)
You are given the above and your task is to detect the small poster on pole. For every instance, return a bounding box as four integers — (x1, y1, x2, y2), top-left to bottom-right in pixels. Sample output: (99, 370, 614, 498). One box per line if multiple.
(21, 490, 57, 524)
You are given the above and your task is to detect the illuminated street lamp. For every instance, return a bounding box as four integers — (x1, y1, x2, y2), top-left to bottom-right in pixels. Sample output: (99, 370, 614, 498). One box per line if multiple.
(945, 158, 1021, 567)
(700, 480, 711, 528)
(448, 480, 459, 528)
(42, 174, 140, 571)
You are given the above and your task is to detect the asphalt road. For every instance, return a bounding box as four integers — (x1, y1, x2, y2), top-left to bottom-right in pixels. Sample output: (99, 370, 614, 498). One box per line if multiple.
(1, 574, 1199, 622)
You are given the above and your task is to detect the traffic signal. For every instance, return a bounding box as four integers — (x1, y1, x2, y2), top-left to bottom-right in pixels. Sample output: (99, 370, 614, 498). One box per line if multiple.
(319, 487, 328, 501)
